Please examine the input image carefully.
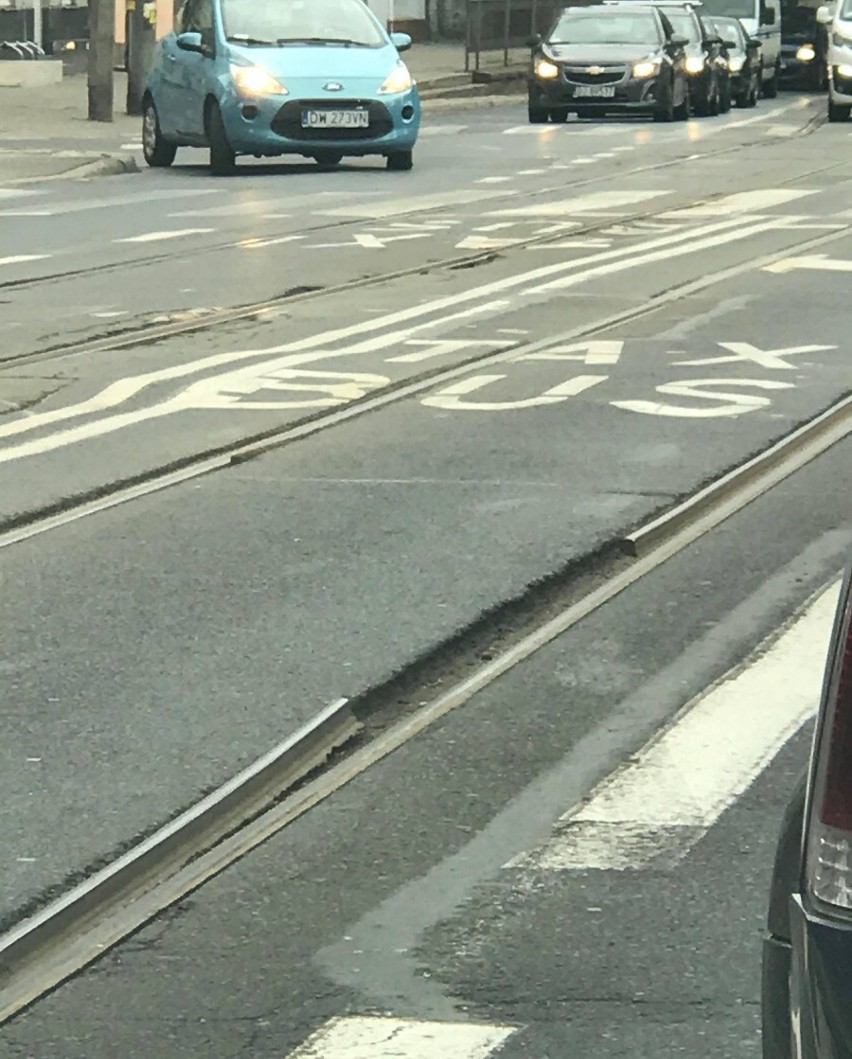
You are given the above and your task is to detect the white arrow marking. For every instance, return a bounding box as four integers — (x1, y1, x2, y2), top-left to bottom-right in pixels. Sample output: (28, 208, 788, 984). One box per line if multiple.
(311, 232, 433, 249)
(763, 254, 852, 274)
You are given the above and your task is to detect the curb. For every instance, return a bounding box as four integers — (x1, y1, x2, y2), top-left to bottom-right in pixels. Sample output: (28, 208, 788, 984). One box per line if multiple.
(422, 92, 524, 111)
(7, 152, 139, 185)
(0, 697, 359, 1021)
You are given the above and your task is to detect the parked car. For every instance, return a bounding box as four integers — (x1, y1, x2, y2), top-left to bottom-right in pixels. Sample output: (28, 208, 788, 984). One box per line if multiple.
(704, 13, 763, 104)
(640, 2, 728, 113)
(818, 0, 852, 120)
(687, 0, 782, 94)
(142, 0, 421, 174)
(526, 3, 691, 122)
(762, 568, 852, 1059)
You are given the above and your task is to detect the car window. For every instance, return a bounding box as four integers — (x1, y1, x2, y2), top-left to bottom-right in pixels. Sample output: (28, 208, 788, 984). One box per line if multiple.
(183, 0, 215, 49)
(549, 10, 664, 43)
(222, 0, 387, 47)
(841, 0, 852, 18)
(712, 17, 745, 41)
(662, 8, 702, 40)
(697, 0, 756, 17)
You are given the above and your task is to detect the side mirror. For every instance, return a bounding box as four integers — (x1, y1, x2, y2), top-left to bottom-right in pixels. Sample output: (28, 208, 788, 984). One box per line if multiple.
(704, 34, 723, 45)
(390, 31, 412, 52)
(746, 37, 762, 47)
(817, 4, 833, 22)
(670, 33, 690, 47)
(761, 6, 777, 24)
(526, 33, 543, 48)
(176, 31, 204, 52)
(724, 38, 739, 47)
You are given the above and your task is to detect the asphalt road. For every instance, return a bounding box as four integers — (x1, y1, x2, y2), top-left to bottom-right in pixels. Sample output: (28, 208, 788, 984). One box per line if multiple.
(0, 90, 850, 1056)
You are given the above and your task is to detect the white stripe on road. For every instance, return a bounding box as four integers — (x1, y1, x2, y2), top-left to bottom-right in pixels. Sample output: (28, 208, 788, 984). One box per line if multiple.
(662, 188, 817, 218)
(488, 189, 669, 217)
(0, 188, 217, 218)
(114, 228, 215, 244)
(512, 581, 840, 872)
(318, 188, 508, 219)
(0, 254, 50, 267)
(287, 1017, 517, 1059)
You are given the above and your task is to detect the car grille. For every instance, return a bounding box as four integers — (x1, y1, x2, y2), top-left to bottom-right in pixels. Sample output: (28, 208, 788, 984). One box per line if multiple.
(271, 99, 394, 141)
(564, 67, 627, 85)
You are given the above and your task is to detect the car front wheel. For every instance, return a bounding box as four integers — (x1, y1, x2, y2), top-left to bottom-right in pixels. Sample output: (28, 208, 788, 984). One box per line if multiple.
(207, 101, 236, 176)
(387, 150, 414, 171)
(142, 98, 177, 168)
(828, 97, 852, 121)
(762, 62, 779, 98)
(528, 103, 550, 123)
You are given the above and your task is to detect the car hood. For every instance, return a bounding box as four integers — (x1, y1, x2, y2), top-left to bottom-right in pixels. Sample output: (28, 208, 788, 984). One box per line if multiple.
(228, 41, 401, 81)
(544, 42, 660, 63)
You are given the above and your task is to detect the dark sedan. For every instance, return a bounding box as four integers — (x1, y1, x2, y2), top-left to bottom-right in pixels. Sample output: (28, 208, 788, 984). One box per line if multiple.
(527, 4, 690, 122)
(762, 568, 852, 1059)
(705, 14, 763, 105)
(649, 2, 728, 114)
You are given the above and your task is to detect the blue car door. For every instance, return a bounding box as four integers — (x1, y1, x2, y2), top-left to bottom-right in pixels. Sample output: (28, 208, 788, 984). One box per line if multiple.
(176, 0, 218, 139)
(155, 34, 186, 137)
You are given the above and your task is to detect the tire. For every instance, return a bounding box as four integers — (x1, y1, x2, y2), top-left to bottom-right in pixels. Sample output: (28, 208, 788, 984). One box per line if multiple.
(674, 87, 690, 120)
(828, 97, 852, 121)
(387, 149, 414, 171)
(142, 98, 176, 168)
(314, 151, 343, 167)
(549, 108, 569, 123)
(653, 84, 675, 122)
(207, 101, 236, 176)
(719, 81, 732, 113)
(528, 104, 550, 123)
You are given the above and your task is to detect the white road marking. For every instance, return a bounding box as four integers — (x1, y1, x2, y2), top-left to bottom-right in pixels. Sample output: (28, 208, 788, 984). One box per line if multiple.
(120, 142, 142, 150)
(475, 176, 513, 184)
(0, 254, 49, 267)
(571, 157, 596, 165)
(422, 372, 606, 411)
(0, 188, 42, 199)
(764, 253, 852, 274)
(237, 234, 305, 249)
(114, 228, 215, 244)
(662, 188, 817, 217)
(319, 188, 507, 219)
(518, 168, 548, 174)
(528, 238, 612, 249)
(386, 338, 509, 364)
(456, 235, 522, 250)
(612, 377, 793, 418)
(514, 340, 623, 364)
(0, 188, 217, 218)
(511, 582, 840, 872)
(287, 1016, 517, 1059)
(488, 189, 668, 217)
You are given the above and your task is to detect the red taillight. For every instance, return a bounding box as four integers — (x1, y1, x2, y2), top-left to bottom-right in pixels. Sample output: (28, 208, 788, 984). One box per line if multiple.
(806, 578, 852, 914)
(820, 632, 852, 831)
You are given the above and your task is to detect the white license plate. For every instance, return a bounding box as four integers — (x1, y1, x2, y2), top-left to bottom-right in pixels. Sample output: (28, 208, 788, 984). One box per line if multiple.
(302, 109, 369, 129)
(574, 84, 616, 98)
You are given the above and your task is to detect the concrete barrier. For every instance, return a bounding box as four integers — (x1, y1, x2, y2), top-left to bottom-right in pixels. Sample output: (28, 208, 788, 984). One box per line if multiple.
(0, 58, 63, 87)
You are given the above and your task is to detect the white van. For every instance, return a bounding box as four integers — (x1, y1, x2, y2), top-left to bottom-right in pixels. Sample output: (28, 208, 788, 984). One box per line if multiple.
(818, 0, 852, 119)
(695, 0, 783, 93)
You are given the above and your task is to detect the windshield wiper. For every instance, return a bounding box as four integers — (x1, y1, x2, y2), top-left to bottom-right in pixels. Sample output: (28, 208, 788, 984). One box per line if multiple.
(275, 36, 369, 46)
(227, 34, 277, 45)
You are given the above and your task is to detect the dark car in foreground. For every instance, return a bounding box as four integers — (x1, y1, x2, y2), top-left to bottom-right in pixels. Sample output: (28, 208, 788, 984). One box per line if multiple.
(704, 14, 763, 106)
(642, 1, 728, 114)
(527, 4, 690, 122)
(763, 569, 852, 1059)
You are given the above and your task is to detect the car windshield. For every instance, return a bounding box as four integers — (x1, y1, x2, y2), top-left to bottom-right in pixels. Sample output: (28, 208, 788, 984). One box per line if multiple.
(708, 16, 746, 41)
(663, 9, 701, 40)
(549, 11, 662, 43)
(698, 0, 757, 18)
(222, 0, 386, 46)
(842, 0, 852, 19)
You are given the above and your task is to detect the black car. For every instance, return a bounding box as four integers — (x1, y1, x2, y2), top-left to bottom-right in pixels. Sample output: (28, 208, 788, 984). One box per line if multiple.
(762, 569, 852, 1059)
(704, 14, 763, 105)
(526, 4, 691, 122)
(626, 1, 728, 113)
(779, 0, 828, 88)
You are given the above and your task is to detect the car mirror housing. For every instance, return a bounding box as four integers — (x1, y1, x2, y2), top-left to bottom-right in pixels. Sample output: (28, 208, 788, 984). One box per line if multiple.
(817, 4, 833, 22)
(176, 31, 205, 53)
(389, 31, 412, 52)
(670, 33, 690, 47)
(526, 33, 543, 48)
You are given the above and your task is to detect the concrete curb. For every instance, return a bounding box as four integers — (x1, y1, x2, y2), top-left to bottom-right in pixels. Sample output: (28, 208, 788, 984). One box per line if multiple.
(422, 92, 524, 111)
(7, 152, 139, 185)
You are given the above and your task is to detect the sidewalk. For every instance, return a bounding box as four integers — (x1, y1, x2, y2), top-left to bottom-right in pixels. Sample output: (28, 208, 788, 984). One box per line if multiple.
(0, 43, 526, 184)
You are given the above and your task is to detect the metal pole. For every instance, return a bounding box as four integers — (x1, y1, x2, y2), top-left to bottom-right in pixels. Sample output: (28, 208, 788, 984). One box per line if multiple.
(88, 0, 116, 121)
(32, 0, 43, 49)
(504, 0, 510, 66)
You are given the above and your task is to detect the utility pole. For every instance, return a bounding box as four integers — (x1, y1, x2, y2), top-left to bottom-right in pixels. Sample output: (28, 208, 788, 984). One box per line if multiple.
(88, 0, 115, 121)
(32, 0, 43, 50)
(126, 0, 156, 115)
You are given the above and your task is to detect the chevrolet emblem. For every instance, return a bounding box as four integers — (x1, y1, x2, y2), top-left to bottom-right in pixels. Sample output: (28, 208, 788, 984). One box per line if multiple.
(586, 65, 605, 74)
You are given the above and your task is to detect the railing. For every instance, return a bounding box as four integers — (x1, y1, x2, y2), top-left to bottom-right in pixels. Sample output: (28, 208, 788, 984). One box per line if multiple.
(464, 0, 562, 71)
(0, 40, 46, 59)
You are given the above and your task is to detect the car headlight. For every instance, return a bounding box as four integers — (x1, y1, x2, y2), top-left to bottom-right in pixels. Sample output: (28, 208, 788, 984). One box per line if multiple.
(797, 43, 816, 61)
(728, 55, 745, 71)
(535, 58, 560, 79)
(685, 54, 706, 74)
(837, 61, 852, 75)
(632, 58, 661, 78)
(379, 63, 413, 94)
(231, 65, 287, 97)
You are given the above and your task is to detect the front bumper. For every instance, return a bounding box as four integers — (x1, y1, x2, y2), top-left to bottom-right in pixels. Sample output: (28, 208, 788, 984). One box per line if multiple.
(788, 893, 852, 1058)
(220, 88, 420, 156)
(531, 71, 664, 112)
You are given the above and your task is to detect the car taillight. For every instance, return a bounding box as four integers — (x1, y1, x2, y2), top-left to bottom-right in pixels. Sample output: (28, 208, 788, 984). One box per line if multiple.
(806, 576, 852, 913)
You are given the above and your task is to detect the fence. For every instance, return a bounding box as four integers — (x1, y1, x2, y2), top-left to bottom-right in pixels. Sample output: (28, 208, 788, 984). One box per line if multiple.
(464, 0, 563, 71)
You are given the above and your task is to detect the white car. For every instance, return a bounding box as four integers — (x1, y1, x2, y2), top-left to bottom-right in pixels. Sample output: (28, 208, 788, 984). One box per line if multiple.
(818, 0, 852, 120)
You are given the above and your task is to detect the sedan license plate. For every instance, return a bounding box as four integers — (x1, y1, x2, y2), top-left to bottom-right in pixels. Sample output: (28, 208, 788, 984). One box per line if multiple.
(574, 84, 616, 98)
(302, 109, 369, 129)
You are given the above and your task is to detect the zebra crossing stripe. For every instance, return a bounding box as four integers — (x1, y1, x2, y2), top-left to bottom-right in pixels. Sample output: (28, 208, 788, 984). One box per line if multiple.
(286, 1016, 517, 1058)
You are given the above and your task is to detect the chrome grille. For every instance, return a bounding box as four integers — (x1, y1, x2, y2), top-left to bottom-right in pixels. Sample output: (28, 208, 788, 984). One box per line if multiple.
(564, 67, 627, 85)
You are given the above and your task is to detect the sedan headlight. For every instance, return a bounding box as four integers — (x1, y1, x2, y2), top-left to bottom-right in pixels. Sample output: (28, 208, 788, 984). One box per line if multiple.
(685, 54, 706, 74)
(632, 58, 661, 78)
(836, 61, 852, 75)
(535, 58, 560, 79)
(797, 43, 816, 61)
(231, 65, 287, 97)
(379, 63, 413, 94)
(728, 55, 745, 71)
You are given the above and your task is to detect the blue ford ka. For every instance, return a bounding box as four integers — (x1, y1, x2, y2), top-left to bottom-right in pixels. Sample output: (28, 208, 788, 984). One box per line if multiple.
(142, 0, 421, 174)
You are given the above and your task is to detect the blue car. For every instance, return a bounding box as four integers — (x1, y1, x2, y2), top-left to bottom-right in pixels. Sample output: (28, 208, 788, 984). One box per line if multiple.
(142, 0, 421, 174)
(762, 567, 852, 1058)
